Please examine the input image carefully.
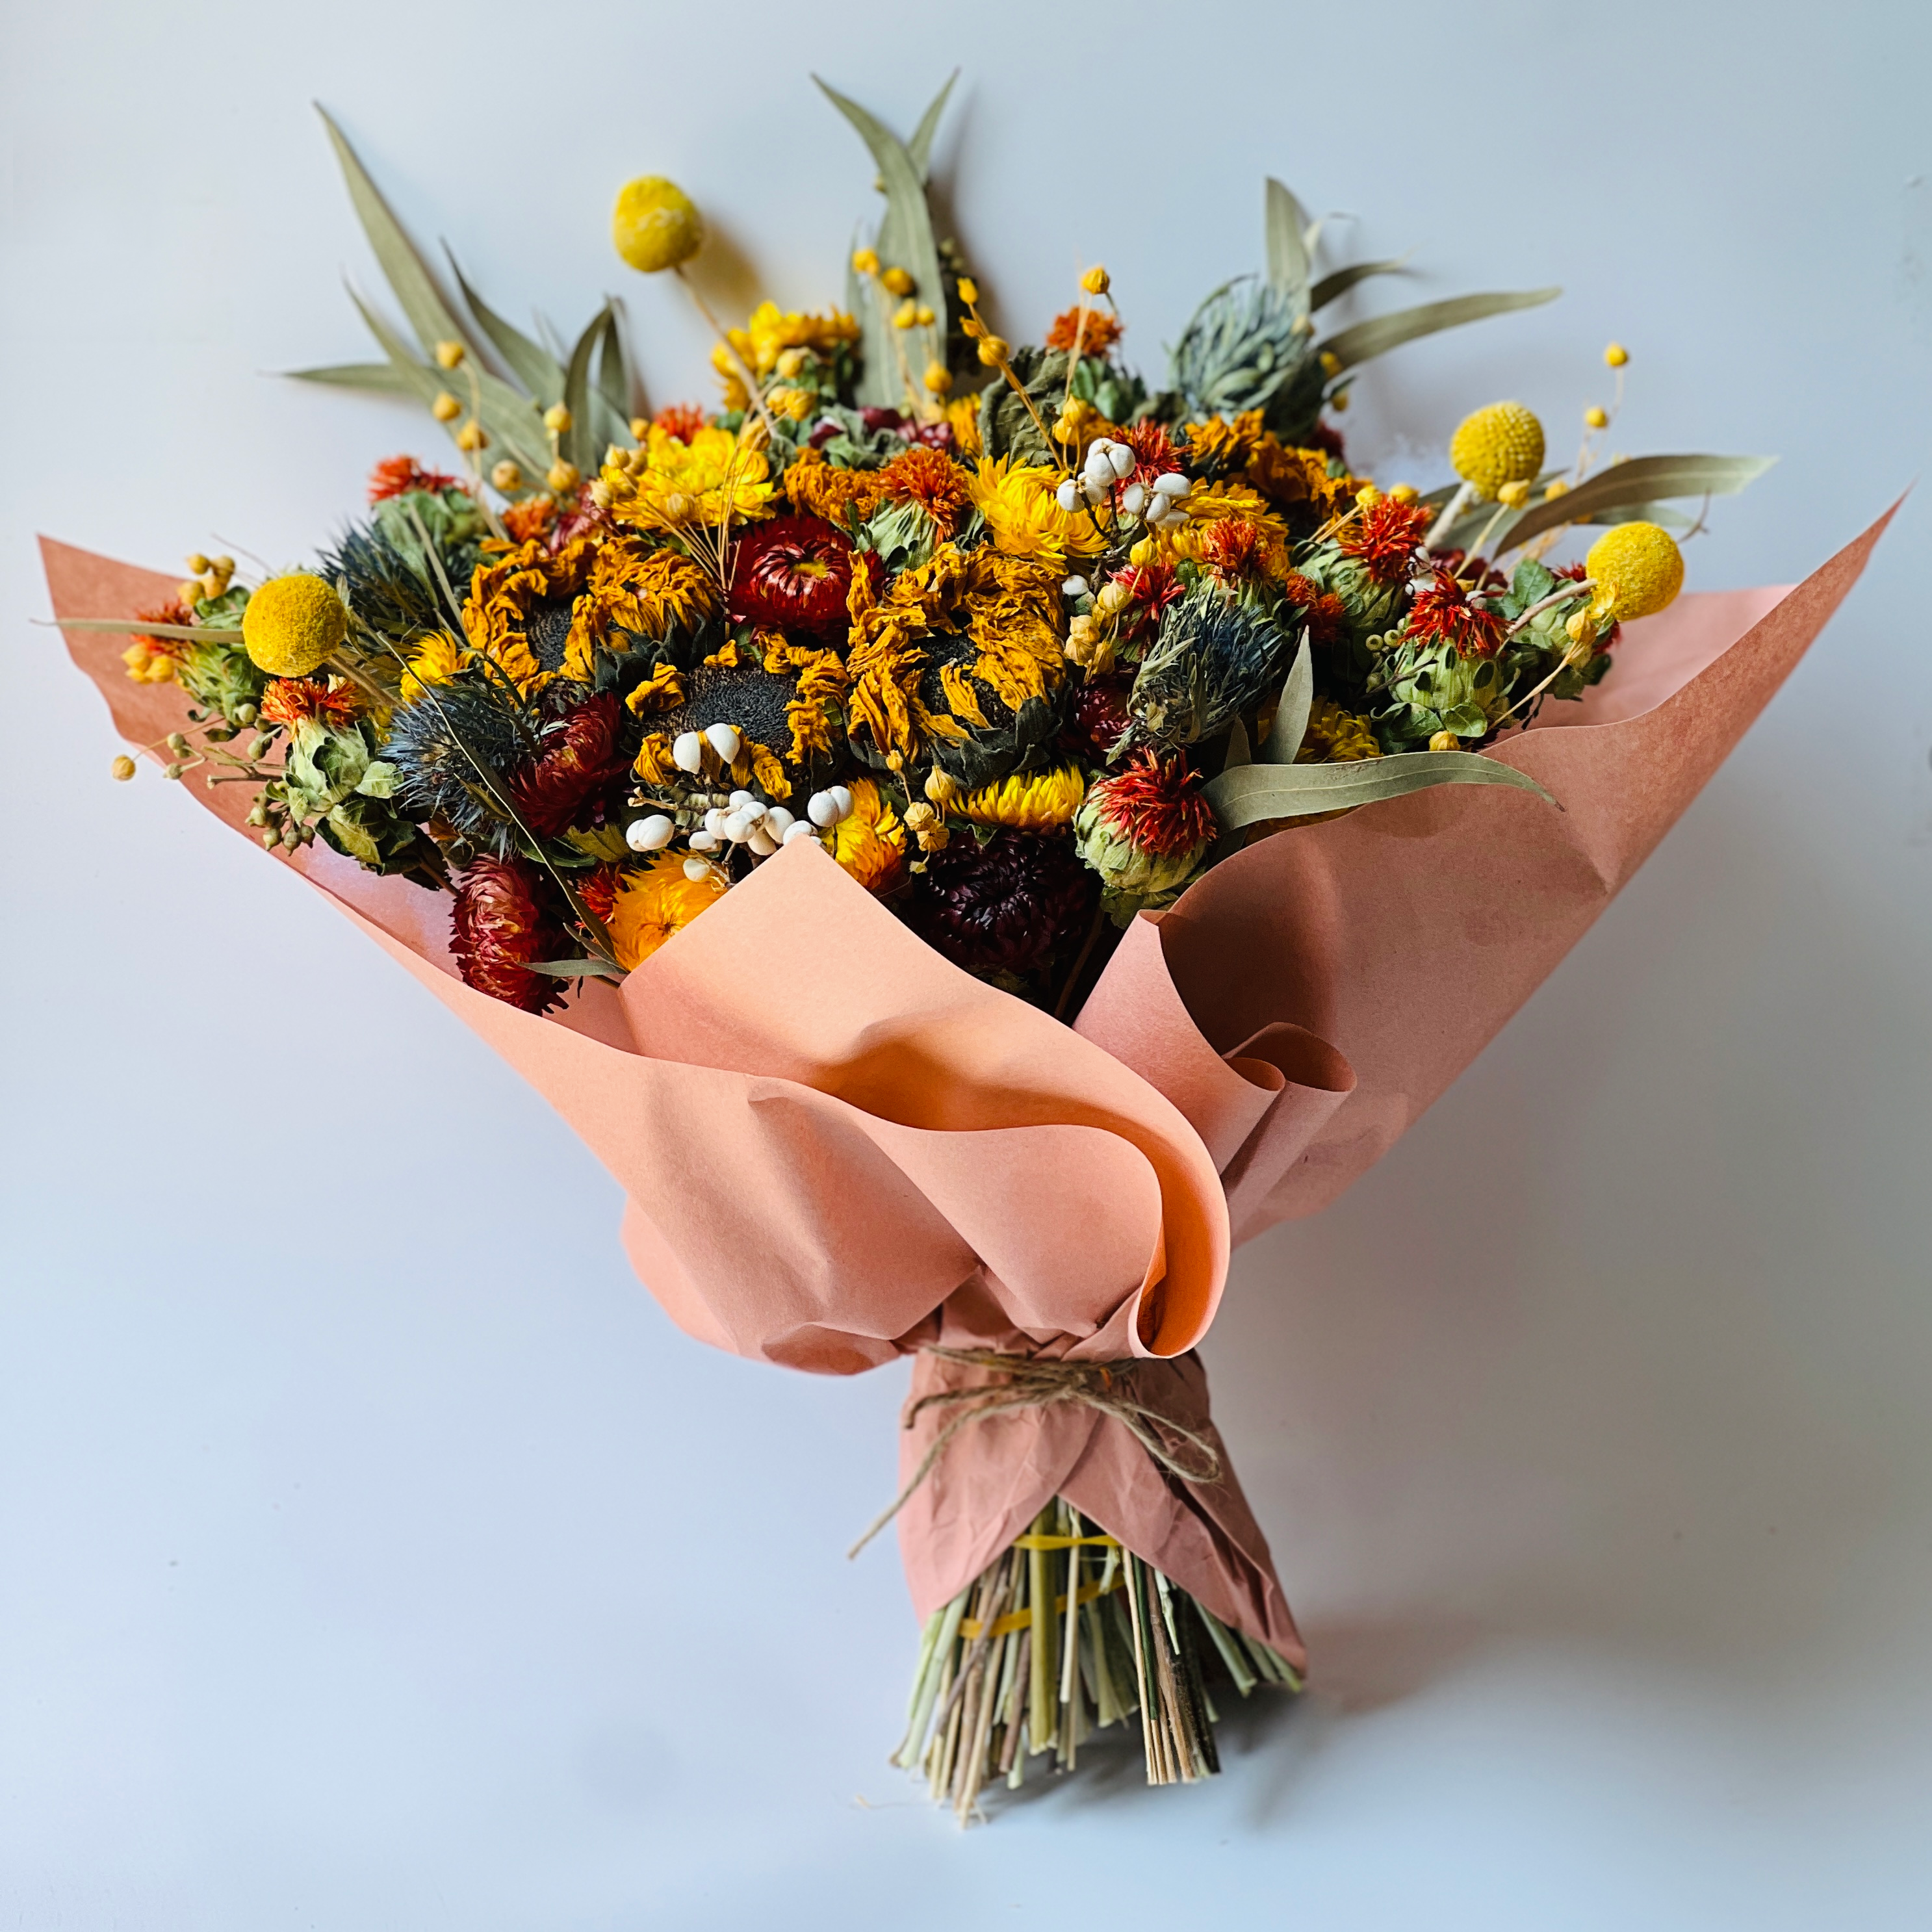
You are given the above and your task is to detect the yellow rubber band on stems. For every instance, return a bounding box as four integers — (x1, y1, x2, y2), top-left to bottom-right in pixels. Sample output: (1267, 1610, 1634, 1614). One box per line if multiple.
(959, 1567, 1124, 1642)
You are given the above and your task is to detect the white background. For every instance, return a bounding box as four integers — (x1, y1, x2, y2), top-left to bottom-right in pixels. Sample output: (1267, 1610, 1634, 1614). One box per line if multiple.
(5, 1, 1932, 1925)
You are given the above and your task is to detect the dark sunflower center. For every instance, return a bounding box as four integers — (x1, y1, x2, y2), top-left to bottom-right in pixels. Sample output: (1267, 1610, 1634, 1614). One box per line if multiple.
(525, 595, 575, 673)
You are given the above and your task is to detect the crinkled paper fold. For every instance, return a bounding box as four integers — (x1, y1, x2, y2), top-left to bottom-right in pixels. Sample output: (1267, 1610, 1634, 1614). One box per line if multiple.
(42, 508, 1889, 1653)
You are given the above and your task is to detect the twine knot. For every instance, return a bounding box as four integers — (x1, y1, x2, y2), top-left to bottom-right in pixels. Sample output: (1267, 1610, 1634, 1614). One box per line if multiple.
(847, 1345, 1222, 1558)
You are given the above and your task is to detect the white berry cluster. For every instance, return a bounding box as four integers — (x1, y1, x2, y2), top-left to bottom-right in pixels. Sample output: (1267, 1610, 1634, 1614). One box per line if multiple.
(625, 747, 857, 882)
(1053, 437, 1192, 532)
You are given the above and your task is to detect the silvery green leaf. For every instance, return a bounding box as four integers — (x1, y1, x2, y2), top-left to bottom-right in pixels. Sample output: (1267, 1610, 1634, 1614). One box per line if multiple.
(316, 105, 474, 365)
(1309, 257, 1411, 311)
(1497, 453, 1776, 552)
(1223, 715, 1252, 769)
(562, 304, 612, 472)
(1263, 634, 1313, 764)
(286, 361, 420, 396)
(595, 311, 632, 428)
(527, 958, 628, 981)
(818, 78, 946, 409)
(355, 759, 398, 799)
(907, 71, 958, 183)
(1320, 287, 1562, 372)
(1205, 749, 1554, 830)
(447, 251, 563, 400)
(1264, 177, 1311, 322)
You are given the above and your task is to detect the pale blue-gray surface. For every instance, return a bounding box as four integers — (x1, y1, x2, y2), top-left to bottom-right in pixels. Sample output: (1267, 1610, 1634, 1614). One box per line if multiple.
(3, 1, 1931, 1926)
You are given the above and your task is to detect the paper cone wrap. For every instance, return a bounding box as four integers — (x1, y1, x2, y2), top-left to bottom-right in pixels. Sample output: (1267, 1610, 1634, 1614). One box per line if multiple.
(41, 510, 1888, 1660)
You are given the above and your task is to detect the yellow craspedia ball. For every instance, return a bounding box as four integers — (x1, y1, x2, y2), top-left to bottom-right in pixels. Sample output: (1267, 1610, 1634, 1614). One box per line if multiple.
(241, 574, 347, 678)
(1585, 521, 1684, 621)
(612, 176, 704, 274)
(1449, 401, 1546, 500)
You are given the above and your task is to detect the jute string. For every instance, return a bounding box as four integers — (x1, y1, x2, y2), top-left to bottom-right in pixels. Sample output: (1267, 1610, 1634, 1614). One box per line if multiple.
(847, 1346, 1223, 1558)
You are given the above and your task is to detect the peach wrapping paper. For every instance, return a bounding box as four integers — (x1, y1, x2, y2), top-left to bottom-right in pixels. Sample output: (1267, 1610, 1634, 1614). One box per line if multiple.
(41, 509, 1889, 1664)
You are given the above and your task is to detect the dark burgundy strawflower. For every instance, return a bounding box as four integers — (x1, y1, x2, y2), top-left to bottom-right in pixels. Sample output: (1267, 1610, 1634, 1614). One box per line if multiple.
(1406, 568, 1506, 659)
(914, 829, 1095, 976)
(1061, 678, 1133, 762)
(728, 513, 867, 639)
(451, 857, 568, 1014)
(507, 691, 626, 837)
(1089, 749, 1216, 859)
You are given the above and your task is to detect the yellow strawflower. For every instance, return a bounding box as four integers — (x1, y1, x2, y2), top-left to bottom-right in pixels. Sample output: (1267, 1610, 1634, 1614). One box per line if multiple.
(606, 853, 726, 969)
(601, 423, 775, 533)
(831, 779, 906, 894)
(1449, 402, 1545, 500)
(612, 177, 704, 274)
(966, 456, 1104, 569)
(241, 574, 346, 678)
(960, 764, 1087, 831)
(1586, 522, 1683, 621)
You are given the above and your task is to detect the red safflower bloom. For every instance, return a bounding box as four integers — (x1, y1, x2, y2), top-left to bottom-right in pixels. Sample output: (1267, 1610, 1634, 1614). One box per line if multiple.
(1044, 305, 1124, 356)
(654, 402, 709, 444)
(450, 856, 568, 1014)
(259, 677, 361, 730)
(132, 599, 194, 660)
(728, 513, 869, 639)
(1406, 569, 1506, 659)
(368, 455, 462, 502)
(507, 691, 626, 837)
(877, 444, 973, 535)
(1120, 420, 1182, 486)
(1336, 498, 1432, 585)
(1280, 571, 1347, 649)
(1196, 519, 1265, 581)
(1110, 561, 1183, 631)
(576, 862, 621, 929)
(1089, 749, 1216, 859)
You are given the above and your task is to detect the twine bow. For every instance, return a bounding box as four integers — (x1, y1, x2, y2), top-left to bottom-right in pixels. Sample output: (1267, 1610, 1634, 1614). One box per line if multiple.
(847, 1345, 1223, 1558)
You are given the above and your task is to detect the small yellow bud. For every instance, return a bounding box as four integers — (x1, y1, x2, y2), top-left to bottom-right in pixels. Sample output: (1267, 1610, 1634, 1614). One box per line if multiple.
(1565, 610, 1590, 644)
(456, 420, 487, 452)
(110, 754, 137, 782)
(766, 386, 814, 422)
(491, 460, 523, 491)
(211, 555, 235, 577)
(914, 303, 935, 326)
(892, 298, 918, 330)
(543, 402, 573, 434)
(630, 416, 651, 441)
(903, 801, 939, 834)
(1354, 485, 1383, 510)
(956, 276, 979, 306)
(547, 459, 581, 492)
(589, 480, 614, 509)
(881, 266, 915, 298)
(1428, 730, 1462, 753)
(1319, 350, 1341, 378)
(975, 335, 1010, 367)
(1604, 342, 1629, 368)
(177, 580, 203, 606)
(1497, 478, 1531, 508)
(1094, 582, 1130, 618)
(1330, 388, 1350, 412)
(432, 391, 461, 423)
(612, 176, 704, 274)
(1584, 405, 1609, 430)
(961, 316, 986, 341)
(1080, 264, 1110, 296)
(1389, 483, 1420, 504)
(852, 247, 881, 277)
(185, 552, 211, 575)
(1543, 477, 1571, 500)
(923, 361, 953, 395)
(660, 491, 695, 522)
(1127, 536, 1157, 567)
(434, 340, 466, 370)
(774, 347, 806, 380)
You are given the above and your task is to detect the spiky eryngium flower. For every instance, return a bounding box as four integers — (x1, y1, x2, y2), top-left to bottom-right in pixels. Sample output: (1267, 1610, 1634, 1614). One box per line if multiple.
(450, 856, 568, 1012)
(912, 829, 1095, 976)
(382, 678, 535, 855)
(1170, 278, 1324, 438)
(1127, 583, 1293, 747)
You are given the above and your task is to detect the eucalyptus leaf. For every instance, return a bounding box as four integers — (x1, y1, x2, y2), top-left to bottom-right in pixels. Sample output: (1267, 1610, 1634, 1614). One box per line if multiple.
(907, 71, 958, 183)
(1224, 715, 1252, 769)
(561, 303, 611, 473)
(528, 958, 627, 981)
(1497, 453, 1776, 552)
(447, 251, 564, 399)
(1320, 287, 1562, 372)
(595, 311, 632, 427)
(316, 105, 474, 365)
(1263, 634, 1314, 764)
(817, 77, 946, 409)
(1309, 256, 1412, 311)
(1264, 177, 1311, 321)
(1205, 748, 1554, 830)
(286, 361, 422, 396)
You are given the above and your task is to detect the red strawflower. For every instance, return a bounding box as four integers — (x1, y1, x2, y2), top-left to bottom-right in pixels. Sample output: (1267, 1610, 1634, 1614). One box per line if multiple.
(1090, 749, 1215, 859)
(728, 513, 868, 639)
(1044, 305, 1124, 356)
(1336, 498, 1432, 585)
(654, 402, 708, 444)
(132, 599, 194, 659)
(368, 455, 462, 502)
(1406, 569, 1506, 659)
(450, 857, 568, 1014)
(259, 677, 361, 730)
(507, 691, 626, 837)
(1280, 571, 1347, 649)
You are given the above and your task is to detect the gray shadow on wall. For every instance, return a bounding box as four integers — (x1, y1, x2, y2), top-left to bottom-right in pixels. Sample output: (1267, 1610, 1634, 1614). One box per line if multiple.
(1196, 767, 1932, 1725)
